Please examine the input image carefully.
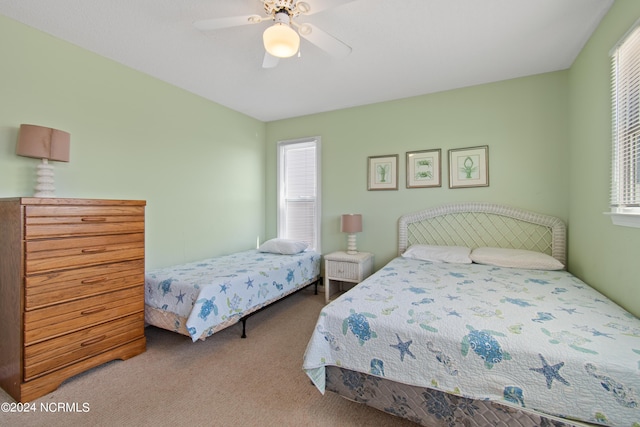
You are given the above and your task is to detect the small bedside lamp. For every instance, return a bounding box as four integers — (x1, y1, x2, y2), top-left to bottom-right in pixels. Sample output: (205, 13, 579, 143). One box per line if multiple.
(16, 124, 70, 197)
(341, 214, 362, 255)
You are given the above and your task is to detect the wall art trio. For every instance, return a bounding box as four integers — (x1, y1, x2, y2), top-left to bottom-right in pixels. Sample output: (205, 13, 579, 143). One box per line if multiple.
(367, 145, 488, 190)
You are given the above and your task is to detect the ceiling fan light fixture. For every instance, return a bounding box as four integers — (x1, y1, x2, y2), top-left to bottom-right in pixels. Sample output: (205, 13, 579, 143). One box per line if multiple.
(263, 22, 300, 58)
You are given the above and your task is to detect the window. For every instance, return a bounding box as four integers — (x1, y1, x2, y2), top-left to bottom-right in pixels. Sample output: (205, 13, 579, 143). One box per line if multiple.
(277, 137, 321, 250)
(609, 20, 640, 228)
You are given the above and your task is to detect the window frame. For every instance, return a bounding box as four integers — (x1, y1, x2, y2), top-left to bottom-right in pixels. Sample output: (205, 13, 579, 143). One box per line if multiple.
(276, 137, 322, 251)
(608, 18, 640, 228)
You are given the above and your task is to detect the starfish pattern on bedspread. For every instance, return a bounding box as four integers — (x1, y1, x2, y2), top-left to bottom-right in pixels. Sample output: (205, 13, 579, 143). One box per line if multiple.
(390, 334, 416, 362)
(529, 353, 570, 389)
(175, 290, 185, 304)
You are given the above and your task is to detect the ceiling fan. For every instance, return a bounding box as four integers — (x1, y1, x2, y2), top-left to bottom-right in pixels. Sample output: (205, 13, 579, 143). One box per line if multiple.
(193, 0, 354, 68)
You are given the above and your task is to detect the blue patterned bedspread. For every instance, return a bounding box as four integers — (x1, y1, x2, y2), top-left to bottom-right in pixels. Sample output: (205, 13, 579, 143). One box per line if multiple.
(303, 257, 640, 426)
(146, 249, 320, 341)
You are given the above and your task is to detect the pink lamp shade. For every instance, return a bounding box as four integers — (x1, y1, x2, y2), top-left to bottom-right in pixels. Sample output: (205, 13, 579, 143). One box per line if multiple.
(16, 124, 71, 197)
(340, 214, 362, 233)
(341, 214, 362, 254)
(17, 124, 70, 161)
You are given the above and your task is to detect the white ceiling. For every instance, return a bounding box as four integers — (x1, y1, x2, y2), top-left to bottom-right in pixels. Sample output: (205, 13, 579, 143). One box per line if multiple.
(0, 0, 613, 122)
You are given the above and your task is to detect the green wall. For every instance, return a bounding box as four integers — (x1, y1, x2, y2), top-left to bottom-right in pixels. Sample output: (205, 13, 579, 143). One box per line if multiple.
(0, 15, 267, 270)
(266, 72, 570, 271)
(568, 0, 640, 316)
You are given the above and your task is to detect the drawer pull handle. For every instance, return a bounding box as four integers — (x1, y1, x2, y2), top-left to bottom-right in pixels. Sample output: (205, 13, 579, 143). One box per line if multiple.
(80, 335, 106, 347)
(81, 276, 108, 285)
(81, 306, 106, 316)
(81, 217, 107, 222)
(81, 248, 107, 254)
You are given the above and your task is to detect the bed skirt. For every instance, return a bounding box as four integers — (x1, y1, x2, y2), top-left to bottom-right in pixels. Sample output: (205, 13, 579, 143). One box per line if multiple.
(325, 366, 595, 427)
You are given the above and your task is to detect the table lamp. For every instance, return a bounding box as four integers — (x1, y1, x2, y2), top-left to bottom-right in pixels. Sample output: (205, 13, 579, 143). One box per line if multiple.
(341, 214, 362, 254)
(16, 124, 70, 197)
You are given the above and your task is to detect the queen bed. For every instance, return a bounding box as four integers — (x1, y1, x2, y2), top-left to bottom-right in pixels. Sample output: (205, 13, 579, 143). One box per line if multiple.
(145, 240, 320, 341)
(303, 203, 640, 427)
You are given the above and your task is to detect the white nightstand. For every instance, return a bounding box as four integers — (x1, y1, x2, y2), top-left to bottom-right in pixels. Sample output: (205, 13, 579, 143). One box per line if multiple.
(324, 251, 374, 303)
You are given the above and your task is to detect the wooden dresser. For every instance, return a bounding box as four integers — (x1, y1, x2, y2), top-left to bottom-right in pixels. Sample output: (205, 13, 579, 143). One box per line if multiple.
(0, 198, 146, 402)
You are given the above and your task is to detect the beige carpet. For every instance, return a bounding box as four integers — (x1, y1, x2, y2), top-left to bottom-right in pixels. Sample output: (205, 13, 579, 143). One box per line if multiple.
(0, 286, 417, 426)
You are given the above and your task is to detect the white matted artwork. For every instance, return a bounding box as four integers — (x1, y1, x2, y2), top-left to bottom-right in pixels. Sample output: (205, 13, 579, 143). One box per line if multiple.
(406, 149, 441, 188)
(367, 154, 398, 190)
(448, 145, 489, 188)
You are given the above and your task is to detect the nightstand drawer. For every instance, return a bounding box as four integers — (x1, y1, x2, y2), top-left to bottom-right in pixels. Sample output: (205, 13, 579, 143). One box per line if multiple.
(327, 261, 360, 281)
(25, 233, 144, 274)
(23, 312, 144, 381)
(24, 286, 144, 345)
(323, 252, 374, 303)
(25, 259, 144, 310)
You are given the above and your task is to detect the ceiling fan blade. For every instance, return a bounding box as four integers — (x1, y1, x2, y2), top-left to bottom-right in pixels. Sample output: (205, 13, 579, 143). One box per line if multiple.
(296, 23, 351, 58)
(262, 52, 280, 68)
(296, 0, 356, 16)
(193, 14, 266, 31)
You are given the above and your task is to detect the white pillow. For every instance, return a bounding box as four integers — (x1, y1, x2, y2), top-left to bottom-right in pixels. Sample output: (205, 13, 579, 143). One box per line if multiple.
(258, 238, 308, 255)
(402, 245, 472, 264)
(470, 247, 564, 270)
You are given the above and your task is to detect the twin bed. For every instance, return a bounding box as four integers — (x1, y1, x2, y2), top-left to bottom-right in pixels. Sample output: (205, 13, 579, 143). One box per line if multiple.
(144, 242, 320, 341)
(303, 203, 640, 427)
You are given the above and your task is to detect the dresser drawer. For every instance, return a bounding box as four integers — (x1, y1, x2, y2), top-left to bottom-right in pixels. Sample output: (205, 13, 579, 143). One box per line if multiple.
(25, 233, 144, 275)
(25, 205, 144, 239)
(26, 205, 144, 218)
(23, 312, 144, 381)
(24, 286, 144, 345)
(25, 259, 144, 310)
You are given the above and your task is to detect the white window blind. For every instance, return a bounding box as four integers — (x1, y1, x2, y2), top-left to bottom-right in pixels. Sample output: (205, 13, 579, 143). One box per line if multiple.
(277, 138, 321, 250)
(611, 20, 640, 225)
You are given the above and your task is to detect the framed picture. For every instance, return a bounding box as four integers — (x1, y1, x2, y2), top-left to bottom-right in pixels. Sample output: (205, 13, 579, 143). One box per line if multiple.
(406, 149, 441, 188)
(367, 154, 398, 190)
(448, 145, 489, 188)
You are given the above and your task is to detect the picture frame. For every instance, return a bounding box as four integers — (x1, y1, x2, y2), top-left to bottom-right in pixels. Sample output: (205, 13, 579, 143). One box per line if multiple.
(448, 145, 489, 188)
(406, 149, 441, 188)
(367, 154, 398, 190)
